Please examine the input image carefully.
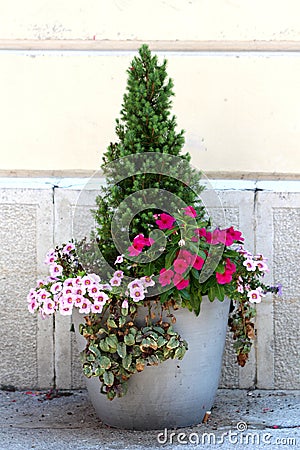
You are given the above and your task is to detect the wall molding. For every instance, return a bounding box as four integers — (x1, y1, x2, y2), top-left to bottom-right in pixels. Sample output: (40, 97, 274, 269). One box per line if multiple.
(1, 39, 300, 52)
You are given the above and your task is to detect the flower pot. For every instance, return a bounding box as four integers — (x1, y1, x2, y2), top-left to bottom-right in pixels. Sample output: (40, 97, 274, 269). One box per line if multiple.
(73, 296, 230, 430)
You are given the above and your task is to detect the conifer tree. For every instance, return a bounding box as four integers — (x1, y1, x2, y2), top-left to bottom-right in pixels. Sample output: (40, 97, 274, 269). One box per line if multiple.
(94, 45, 204, 270)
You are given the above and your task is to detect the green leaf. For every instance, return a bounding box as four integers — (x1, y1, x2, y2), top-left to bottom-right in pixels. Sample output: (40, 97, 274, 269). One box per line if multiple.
(99, 339, 110, 352)
(88, 344, 101, 358)
(157, 336, 167, 348)
(122, 354, 132, 370)
(208, 287, 215, 302)
(118, 316, 126, 327)
(174, 345, 187, 360)
(215, 283, 225, 301)
(106, 335, 118, 350)
(117, 342, 127, 359)
(103, 371, 114, 387)
(107, 317, 118, 328)
(124, 334, 135, 346)
(191, 268, 199, 280)
(99, 355, 111, 370)
(166, 336, 179, 349)
(165, 247, 178, 268)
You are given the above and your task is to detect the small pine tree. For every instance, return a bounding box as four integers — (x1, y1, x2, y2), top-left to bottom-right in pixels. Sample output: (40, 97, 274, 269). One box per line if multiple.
(94, 45, 204, 271)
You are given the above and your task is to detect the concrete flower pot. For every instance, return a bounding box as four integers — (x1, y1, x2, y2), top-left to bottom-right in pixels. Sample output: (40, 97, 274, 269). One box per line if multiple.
(73, 296, 230, 430)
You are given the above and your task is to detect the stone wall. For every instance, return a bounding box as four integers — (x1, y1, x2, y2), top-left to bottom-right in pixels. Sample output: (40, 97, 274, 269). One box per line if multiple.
(0, 179, 299, 390)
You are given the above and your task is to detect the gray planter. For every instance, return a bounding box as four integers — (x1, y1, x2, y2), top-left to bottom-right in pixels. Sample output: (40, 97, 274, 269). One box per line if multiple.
(73, 296, 230, 430)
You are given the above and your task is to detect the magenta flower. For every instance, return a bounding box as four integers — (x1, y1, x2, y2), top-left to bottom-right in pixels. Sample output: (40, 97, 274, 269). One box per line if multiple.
(225, 258, 236, 274)
(193, 255, 205, 270)
(225, 227, 244, 246)
(194, 228, 207, 238)
(174, 258, 189, 274)
(183, 206, 197, 217)
(216, 271, 233, 285)
(173, 275, 189, 290)
(156, 213, 175, 230)
(159, 268, 174, 286)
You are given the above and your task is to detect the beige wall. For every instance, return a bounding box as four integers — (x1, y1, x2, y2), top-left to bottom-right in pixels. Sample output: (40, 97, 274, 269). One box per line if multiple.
(0, 1, 300, 177)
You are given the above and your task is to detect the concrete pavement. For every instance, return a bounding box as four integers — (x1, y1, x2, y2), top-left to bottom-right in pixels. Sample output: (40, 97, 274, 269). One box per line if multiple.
(0, 388, 299, 449)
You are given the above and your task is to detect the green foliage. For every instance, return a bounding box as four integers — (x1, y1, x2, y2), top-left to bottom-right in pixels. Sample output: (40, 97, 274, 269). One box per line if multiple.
(93, 44, 204, 268)
(80, 302, 188, 400)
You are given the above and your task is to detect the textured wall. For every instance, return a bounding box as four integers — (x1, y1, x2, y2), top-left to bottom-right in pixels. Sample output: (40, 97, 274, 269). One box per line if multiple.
(1, 1, 300, 176)
(1, 181, 298, 390)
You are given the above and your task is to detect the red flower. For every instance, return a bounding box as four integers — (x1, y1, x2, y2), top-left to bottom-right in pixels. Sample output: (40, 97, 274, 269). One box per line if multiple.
(156, 213, 175, 230)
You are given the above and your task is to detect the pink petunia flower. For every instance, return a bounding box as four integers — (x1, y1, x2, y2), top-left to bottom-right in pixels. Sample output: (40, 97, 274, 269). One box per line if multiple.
(43, 299, 56, 315)
(122, 299, 129, 309)
(110, 276, 122, 287)
(129, 287, 145, 302)
(140, 275, 155, 288)
(243, 259, 256, 271)
(159, 268, 174, 286)
(255, 261, 269, 272)
(114, 270, 124, 279)
(225, 227, 244, 246)
(90, 302, 104, 314)
(73, 295, 85, 308)
(50, 282, 62, 295)
(79, 299, 91, 314)
(173, 274, 189, 290)
(183, 206, 197, 217)
(174, 258, 189, 274)
(62, 242, 75, 254)
(115, 254, 124, 264)
(49, 264, 63, 278)
(28, 299, 39, 314)
(156, 213, 176, 230)
(194, 228, 207, 239)
(93, 292, 109, 304)
(59, 303, 73, 316)
(247, 289, 262, 304)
